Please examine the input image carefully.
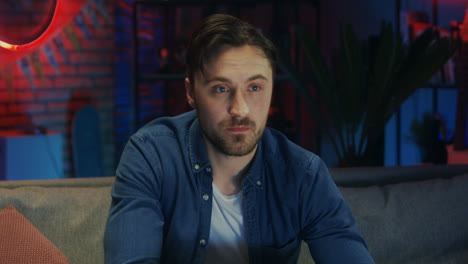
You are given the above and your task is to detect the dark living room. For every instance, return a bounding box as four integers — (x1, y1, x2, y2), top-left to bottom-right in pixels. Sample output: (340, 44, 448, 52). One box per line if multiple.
(0, 0, 467, 263)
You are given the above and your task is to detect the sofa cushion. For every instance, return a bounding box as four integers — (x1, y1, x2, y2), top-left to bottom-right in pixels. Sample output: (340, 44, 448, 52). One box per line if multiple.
(0, 205, 69, 264)
(340, 173, 468, 264)
(0, 177, 113, 264)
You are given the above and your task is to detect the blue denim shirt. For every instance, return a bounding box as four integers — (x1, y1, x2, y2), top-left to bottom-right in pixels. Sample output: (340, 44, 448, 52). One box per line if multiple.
(104, 110, 374, 264)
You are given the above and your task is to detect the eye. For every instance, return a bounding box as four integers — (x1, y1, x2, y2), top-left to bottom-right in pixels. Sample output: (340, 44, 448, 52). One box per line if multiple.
(214, 86, 228, 93)
(249, 85, 261, 92)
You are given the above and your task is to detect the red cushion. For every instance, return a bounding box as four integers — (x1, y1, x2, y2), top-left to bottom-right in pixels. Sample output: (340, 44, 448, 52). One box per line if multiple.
(0, 206, 69, 264)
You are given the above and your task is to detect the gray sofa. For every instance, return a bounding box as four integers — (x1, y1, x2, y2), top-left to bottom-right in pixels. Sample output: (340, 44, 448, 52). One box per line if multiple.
(1, 165, 467, 264)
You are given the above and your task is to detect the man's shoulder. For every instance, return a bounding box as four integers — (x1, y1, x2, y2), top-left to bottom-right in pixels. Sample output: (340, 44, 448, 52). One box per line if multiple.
(262, 127, 322, 171)
(132, 110, 196, 143)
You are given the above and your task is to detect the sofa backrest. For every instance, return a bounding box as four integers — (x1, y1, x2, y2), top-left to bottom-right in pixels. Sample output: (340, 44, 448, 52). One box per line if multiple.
(1, 168, 467, 264)
(330, 164, 468, 186)
(297, 172, 468, 264)
(339, 173, 468, 264)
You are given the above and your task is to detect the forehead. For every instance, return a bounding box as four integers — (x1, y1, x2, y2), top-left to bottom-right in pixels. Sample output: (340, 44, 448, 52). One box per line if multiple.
(200, 45, 273, 79)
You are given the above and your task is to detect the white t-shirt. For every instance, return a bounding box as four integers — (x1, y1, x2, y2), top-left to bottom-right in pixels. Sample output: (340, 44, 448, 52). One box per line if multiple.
(205, 183, 249, 264)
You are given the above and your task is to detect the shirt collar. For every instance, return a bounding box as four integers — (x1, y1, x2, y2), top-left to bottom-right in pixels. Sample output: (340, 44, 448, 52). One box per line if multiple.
(242, 134, 265, 190)
(188, 116, 211, 173)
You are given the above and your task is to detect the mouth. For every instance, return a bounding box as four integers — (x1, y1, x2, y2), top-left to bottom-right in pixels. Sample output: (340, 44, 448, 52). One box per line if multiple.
(226, 126, 250, 133)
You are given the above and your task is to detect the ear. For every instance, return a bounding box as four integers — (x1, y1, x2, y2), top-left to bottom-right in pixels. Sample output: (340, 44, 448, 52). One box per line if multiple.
(185, 77, 195, 109)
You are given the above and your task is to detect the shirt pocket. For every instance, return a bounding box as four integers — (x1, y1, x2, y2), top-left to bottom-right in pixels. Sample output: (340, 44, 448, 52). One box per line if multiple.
(261, 238, 301, 264)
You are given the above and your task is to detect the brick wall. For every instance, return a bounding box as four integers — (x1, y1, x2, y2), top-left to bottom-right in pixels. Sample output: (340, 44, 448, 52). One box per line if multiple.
(0, 0, 115, 177)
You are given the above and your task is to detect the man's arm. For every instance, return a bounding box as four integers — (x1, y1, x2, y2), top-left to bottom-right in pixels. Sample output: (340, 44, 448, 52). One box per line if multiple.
(104, 135, 164, 264)
(301, 157, 375, 264)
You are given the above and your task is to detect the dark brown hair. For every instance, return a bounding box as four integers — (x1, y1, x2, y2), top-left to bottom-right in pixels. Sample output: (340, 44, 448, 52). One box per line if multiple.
(185, 14, 277, 82)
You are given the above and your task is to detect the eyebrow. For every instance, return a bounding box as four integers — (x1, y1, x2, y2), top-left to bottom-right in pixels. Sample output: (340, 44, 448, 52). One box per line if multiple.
(204, 77, 231, 85)
(204, 74, 269, 85)
(247, 74, 268, 82)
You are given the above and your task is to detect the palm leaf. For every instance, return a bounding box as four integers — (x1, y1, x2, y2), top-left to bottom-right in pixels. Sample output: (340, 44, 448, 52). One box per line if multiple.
(277, 52, 344, 160)
(335, 24, 368, 155)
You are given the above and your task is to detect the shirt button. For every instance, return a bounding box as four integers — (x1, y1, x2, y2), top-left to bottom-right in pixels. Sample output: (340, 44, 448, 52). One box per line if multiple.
(200, 239, 206, 246)
(203, 194, 209, 201)
(205, 167, 212, 173)
(194, 164, 200, 170)
(256, 180, 262, 186)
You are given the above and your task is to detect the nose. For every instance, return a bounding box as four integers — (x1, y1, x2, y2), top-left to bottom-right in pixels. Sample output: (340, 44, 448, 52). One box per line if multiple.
(228, 91, 249, 118)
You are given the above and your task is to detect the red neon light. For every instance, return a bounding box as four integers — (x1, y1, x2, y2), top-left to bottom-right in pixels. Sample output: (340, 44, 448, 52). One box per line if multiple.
(0, 41, 15, 51)
(0, 0, 60, 51)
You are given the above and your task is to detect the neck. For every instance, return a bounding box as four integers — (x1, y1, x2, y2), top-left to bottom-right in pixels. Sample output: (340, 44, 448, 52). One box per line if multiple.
(204, 139, 257, 196)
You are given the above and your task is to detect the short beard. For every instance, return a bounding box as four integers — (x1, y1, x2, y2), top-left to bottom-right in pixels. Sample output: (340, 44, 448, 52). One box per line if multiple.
(202, 117, 263, 157)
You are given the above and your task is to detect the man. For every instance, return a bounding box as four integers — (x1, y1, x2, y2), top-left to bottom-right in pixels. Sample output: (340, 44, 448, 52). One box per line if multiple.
(104, 14, 374, 264)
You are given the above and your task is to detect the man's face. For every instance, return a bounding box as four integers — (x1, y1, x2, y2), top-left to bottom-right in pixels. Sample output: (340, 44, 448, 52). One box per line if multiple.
(186, 45, 273, 156)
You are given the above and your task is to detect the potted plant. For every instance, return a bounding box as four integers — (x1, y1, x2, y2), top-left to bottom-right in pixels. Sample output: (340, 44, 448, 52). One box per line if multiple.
(407, 113, 449, 164)
(280, 22, 457, 166)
